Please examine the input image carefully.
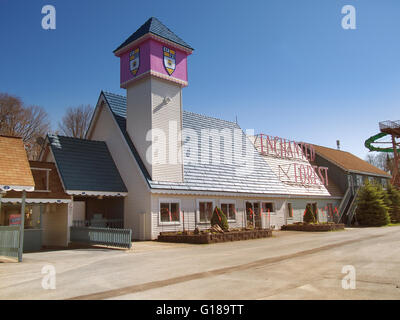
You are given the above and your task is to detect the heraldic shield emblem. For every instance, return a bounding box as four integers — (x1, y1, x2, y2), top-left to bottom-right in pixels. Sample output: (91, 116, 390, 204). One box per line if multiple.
(163, 46, 176, 76)
(129, 48, 140, 76)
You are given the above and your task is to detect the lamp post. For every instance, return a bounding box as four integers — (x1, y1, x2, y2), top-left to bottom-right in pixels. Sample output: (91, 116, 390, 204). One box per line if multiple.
(18, 190, 26, 262)
(0, 190, 5, 223)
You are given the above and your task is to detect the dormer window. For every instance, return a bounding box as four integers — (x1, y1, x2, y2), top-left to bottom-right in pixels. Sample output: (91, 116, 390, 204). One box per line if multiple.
(31, 167, 51, 192)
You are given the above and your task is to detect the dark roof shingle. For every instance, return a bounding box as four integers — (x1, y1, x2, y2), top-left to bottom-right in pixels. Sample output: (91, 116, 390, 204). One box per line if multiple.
(114, 17, 193, 53)
(48, 134, 127, 193)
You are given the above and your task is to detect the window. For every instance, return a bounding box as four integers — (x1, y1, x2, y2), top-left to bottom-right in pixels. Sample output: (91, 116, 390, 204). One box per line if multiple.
(307, 203, 318, 221)
(262, 202, 274, 214)
(31, 168, 51, 192)
(287, 203, 293, 218)
(0, 203, 41, 229)
(198, 201, 214, 223)
(356, 175, 363, 186)
(159, 201, 180, 223)
(221, 202, 236, 221)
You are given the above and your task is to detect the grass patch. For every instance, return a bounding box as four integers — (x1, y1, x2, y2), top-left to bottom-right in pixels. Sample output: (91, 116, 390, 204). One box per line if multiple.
(387, 223, 400, 227)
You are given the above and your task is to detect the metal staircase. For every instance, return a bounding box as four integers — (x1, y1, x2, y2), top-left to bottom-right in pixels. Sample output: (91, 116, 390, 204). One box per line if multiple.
(337, 185, 360, 226)
(346, 188, 360, 226)
(336, 187, 351, 223)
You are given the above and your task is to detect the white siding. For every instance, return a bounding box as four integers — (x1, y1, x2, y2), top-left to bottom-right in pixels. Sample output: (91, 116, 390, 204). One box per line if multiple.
(45, 149, 55, 162)
(126, 78, 152, 177)
(89, 103, 151, 240)
(150, 194, 283, 239)
(284, 199, 342, 224)
(150, 77, 183, 182)
(150, 194, 342, 238)
(126, 76, 184, 183)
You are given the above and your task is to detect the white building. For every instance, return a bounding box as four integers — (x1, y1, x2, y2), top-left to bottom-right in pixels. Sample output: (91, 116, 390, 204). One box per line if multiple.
(40, 17, 344, 240)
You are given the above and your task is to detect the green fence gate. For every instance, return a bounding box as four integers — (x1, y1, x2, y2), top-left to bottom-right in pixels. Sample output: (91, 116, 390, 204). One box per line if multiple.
(70, 226, 132, 249)
(0, 226, 20, 260)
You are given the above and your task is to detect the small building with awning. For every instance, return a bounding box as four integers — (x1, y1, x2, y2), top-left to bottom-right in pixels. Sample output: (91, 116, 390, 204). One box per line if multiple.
(41, 134, 128, 231)
(0, 136, 35, 261)
(1, 160, 71, 249)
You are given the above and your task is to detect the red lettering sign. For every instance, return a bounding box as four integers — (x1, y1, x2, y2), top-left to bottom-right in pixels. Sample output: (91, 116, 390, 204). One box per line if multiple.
(257, 134, 329, 186)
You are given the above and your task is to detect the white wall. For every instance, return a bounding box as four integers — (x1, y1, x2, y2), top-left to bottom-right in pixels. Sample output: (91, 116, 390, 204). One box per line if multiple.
(45, 149, 55, 163)
(149, 194, 342, 239)
(150, 194, 287, 239)
(88, 102, 151, 240)
(284, 198, 342, 224)
(126, 78, 152, 176)
(150, 77, 183, 182)
(126, 76, 184, 183)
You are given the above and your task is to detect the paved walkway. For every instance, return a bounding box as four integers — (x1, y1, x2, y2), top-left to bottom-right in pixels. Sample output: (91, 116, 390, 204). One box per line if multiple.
(1, 227, 400, 299)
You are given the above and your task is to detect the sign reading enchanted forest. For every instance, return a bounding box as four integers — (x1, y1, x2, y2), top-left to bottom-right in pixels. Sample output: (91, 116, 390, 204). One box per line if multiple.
(255, 134, 329, 186)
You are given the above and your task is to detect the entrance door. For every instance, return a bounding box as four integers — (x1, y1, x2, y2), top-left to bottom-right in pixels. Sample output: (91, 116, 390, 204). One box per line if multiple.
(312, 203, 318, 222)
(245, 202, 262, 228)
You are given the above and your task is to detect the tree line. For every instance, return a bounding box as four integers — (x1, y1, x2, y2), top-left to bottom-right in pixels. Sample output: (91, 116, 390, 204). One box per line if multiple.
(365, 152, 394, 176)
(0, 92, 93, 159)
(355, 181, 400, 226)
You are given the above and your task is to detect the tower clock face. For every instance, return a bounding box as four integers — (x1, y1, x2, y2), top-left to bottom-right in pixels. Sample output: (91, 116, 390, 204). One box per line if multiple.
(163, 46, 176, 75)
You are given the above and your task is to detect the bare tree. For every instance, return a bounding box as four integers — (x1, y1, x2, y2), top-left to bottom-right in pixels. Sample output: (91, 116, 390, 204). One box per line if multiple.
(365, 152, 393, 174)
(0, 93, 50, 160)
(58, 105, 93, 138)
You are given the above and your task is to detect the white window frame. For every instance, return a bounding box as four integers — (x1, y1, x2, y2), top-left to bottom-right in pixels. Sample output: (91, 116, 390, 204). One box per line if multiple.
(219, 199, 237, 222)
(370, 176, 378, 184)
(244, 200, 265, 228)
(244, 201, 261, 219)
(261, 201, 277, 215)
(196, 199, 215, 224)
(356, 175, 363, 186)
(287, 202, 293, 219)
(158, 198, 181, 225)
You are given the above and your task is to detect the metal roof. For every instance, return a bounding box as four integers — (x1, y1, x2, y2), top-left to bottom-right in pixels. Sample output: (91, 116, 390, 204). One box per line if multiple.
(102, 92, 289, 195)
(114, 17, 193, 53)
(250, 136, 342, 197)
(48, 134, 127, 194)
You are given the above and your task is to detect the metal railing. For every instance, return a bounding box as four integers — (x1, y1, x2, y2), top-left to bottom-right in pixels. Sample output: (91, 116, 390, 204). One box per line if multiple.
(336, 187, 352, 223)
(346, 188, 360, 226)
(72, 219, 124, 229)
(336, 186, 360, 225)
(0, 226, 20, 259)
(70, 226, 132, 249)
(379, 120, 400, 131)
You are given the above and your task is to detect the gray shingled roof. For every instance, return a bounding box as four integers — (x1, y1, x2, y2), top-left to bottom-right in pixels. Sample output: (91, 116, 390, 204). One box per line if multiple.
(48, 134, 127, 193)
(102, 92, 289, 195)
(114, 17, 193, 53)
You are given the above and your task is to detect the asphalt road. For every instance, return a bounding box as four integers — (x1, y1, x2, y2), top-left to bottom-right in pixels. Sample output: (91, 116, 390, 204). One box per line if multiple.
(1, 226, 400, 300)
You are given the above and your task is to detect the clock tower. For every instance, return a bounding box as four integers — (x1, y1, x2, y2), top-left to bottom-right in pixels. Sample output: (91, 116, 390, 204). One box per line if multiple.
(114, 17, 193, 183)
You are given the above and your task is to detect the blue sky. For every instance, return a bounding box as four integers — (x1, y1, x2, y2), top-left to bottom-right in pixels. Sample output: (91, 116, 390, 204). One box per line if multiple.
(0, 0, 399, 159)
